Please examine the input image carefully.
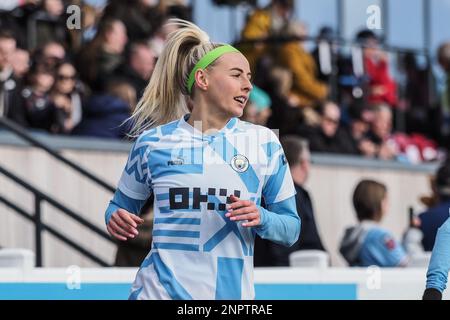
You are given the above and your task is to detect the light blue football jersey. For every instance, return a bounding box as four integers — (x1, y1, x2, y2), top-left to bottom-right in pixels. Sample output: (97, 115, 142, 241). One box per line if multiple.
(106, 115, 298, 300)
(359, 225, 408, 267)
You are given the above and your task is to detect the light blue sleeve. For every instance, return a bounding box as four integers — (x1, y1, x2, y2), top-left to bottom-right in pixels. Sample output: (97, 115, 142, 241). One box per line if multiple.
(105, 137, 152, 225)
(254, 196, 301, 247)
(262, 137, 296, 205)
(426, 217, 450, 292)
(105, 189, 147, 225)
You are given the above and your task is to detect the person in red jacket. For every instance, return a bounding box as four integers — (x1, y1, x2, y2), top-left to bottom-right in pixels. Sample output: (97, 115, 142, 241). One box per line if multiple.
(357, 30, 398, 108)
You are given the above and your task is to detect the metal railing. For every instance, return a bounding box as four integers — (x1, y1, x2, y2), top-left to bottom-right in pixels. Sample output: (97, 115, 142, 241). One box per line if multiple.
(0, 165, 115, 267)
(0, 117, 118, 267)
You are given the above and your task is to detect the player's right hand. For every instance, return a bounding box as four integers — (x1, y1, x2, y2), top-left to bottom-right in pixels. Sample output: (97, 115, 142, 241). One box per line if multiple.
(107, 209, 145, 241)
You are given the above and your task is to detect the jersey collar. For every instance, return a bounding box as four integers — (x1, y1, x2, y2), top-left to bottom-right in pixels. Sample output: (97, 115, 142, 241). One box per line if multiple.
(178, 114, 239, 138)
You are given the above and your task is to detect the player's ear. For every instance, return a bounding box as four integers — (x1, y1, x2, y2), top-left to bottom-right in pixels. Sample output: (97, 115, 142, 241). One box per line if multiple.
(195, 69, 208, 91)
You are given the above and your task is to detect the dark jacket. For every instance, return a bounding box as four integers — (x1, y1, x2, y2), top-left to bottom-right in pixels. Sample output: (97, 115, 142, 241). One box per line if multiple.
(113, 64, 148, 101)
(114, 212, 153, 267)
(21, 87, 60, 132)
(254, 184, 326, 267)
(1, 71, 28, 127)
(72, 94, 131, 139)
(304, 125, 358, 155)
(114, 195, 154, 267)
(419, 199, 450, 251)
(77, 49, 123, 92)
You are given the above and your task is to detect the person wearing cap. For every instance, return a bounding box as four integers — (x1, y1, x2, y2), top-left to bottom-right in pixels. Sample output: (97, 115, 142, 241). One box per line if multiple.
(418, 161, 450, 251)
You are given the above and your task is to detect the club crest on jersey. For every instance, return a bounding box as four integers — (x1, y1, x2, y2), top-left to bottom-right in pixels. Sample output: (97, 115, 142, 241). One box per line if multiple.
(230, 155, 249, 173)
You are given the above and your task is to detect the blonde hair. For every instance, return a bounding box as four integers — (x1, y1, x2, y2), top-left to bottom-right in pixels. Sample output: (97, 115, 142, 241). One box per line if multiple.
(128, 18, 223, 137)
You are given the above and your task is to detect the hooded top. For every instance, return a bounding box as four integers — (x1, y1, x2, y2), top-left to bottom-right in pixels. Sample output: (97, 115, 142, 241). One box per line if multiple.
(340, 221, 408, 267)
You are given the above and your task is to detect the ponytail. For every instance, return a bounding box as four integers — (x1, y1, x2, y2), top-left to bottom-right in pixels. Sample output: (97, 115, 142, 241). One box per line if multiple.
(128, 19, 222, 137)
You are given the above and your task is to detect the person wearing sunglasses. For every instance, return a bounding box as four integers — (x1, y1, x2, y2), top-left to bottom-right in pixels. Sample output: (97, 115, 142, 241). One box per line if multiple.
(302, 101, 358, 155)
(50, 60, 84, 133)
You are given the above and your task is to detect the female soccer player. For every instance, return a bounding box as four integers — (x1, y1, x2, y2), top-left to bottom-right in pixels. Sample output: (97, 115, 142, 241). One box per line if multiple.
(423, 217, 450, 300)
(104, 19, 300, 300)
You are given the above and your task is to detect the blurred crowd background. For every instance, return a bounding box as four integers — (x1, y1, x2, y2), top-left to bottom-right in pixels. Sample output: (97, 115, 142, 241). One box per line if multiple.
(0, 0, 449, 165)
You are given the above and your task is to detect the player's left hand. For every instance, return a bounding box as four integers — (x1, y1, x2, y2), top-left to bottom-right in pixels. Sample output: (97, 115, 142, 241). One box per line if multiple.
(225, 195, 260, 227)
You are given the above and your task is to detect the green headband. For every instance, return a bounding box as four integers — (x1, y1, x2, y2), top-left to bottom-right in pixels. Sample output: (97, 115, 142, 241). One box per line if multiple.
(187, 45, 240, 93)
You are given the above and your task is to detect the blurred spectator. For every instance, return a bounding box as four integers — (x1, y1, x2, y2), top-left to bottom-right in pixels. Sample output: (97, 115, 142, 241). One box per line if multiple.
(240, 0, 294, 71)
(345, 105, 377, 157)
(35, 41, 66, 69)
(72, 79, 135, 139)
(0, 30, 27, 126)
(77, 18, 128, 91)
(255, 59, 301, 135)
(148, 17, 182, 58)
(103, 0, 162, 42)
(282, 137, 326, 251)
(43, 41, 65, 59)
(419, 161, 450, 251)
(114, 42, 156, 101)
(400, 53, 436, 137)
(278, 21, 329, 109)
(49, 60, 84, 134)
(366, 104, 398, 160)
(11, 48, 30, 79)
(21, 62, 60, 132)
(254, 136, 326, 266)
(356, 30, 398, 108)
(241, 85, 271, 126)
(27, 0, 69, 50)
(1, 7, 23, 50)
(301, 101, 357, 155)
(80, 4, 99, 44)
(340, 179, 408, 267)
(367, 103, 438, 163)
